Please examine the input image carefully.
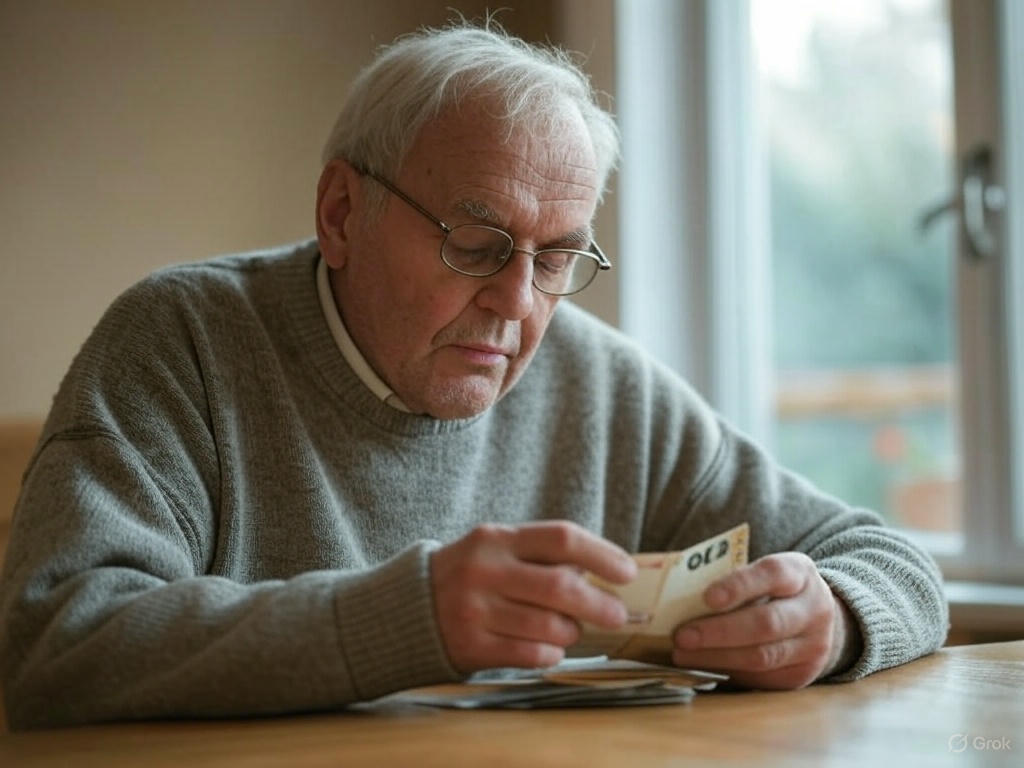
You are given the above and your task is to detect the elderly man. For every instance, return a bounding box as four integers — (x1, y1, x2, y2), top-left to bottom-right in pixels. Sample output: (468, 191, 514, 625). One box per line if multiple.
(0, 24, 947, 730)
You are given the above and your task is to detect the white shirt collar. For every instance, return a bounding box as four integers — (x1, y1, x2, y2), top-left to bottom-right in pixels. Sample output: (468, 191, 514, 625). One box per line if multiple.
(316, 256, 410, 412)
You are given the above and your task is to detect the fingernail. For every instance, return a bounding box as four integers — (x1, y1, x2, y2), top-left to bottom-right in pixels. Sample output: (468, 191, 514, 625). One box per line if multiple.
(620, 553, 637, 579)
(705, 585, 728, 609)
(677, 627, 700, 649)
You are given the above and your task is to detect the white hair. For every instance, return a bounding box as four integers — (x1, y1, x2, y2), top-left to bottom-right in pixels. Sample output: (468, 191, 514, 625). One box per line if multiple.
(320, 20, 620, 205)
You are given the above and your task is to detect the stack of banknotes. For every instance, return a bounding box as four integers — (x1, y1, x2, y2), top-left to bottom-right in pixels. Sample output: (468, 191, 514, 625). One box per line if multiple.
(396, 659, 727, 709)
(392, 524, 749, 710)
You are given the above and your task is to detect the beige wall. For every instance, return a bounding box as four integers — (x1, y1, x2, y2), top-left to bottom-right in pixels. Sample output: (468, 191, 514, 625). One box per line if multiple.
(553, 0, 619, 332)
(0, 0, 618, 421)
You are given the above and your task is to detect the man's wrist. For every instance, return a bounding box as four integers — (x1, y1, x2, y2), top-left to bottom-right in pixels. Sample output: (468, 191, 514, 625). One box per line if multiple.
(823, 593, 862, 678)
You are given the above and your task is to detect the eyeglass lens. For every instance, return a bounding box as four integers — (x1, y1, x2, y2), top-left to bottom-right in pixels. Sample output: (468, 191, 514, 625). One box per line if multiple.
(442, 225, 599, 295)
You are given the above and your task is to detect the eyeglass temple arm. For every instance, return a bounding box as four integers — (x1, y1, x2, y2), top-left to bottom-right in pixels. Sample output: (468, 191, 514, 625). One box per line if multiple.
(357, 168, 452, 234)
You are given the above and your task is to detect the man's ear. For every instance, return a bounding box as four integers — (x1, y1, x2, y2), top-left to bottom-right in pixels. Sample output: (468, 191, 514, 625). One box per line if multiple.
(315, 159, 362, 269)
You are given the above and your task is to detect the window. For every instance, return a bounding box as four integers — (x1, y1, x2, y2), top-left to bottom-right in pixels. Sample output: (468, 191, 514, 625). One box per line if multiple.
(617, 0, 1023, 583)
(753, 1, 960, 537)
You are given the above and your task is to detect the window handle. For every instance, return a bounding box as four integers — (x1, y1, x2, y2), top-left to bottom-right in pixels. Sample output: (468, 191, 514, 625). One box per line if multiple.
(917, 144, 1005, 260)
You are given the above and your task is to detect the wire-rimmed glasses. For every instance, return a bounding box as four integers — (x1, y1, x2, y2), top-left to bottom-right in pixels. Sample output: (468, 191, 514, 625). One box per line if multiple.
(359, 169, 611, 296)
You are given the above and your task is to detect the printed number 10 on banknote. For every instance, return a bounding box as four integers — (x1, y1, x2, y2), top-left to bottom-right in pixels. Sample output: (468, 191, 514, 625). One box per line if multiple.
(574, 523, 750, 665)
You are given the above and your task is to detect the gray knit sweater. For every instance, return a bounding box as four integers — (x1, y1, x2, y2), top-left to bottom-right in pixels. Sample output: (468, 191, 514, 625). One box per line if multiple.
(0, 240, 948, 730)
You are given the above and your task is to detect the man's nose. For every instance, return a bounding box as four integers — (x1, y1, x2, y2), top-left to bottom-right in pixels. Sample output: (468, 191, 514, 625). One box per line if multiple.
(474, 251, 536, 320)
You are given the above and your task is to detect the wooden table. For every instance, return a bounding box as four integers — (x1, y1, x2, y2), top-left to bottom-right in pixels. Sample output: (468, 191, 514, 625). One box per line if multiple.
(2, 641, 1020, 767)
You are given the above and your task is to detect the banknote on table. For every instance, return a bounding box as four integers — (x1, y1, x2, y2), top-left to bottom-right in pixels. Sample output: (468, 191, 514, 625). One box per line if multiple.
(541, 659, 726, 689)
(392, 680, 697, 709)
(573, 522, 750, 665)
(385, 659, 726, 710)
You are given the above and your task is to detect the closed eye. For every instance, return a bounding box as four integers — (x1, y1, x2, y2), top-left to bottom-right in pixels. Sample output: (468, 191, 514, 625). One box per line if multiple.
(535, 251, 578, 274)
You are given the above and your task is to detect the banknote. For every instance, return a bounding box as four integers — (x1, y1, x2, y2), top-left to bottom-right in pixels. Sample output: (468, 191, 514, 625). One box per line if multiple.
(542, 659, 726, 689)
(392, 680, 698, 709)
(388, 659, 726, 710)
(574, 523, 750, 665)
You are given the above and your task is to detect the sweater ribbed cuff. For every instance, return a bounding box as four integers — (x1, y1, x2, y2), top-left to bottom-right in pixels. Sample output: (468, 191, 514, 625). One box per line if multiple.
(816, 564, 941, 682)
(332, 541, 460, 701)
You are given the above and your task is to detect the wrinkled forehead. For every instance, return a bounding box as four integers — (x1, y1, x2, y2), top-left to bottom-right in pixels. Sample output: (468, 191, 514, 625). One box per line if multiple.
(397, 101, 600, 222)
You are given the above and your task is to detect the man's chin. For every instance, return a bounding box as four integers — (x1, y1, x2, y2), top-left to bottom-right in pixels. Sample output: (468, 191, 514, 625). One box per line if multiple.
(423, 395, 498, 421)
(416, 379, 504, 420)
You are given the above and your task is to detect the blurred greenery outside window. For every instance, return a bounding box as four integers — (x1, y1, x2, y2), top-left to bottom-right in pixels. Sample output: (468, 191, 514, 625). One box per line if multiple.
(752, 0, 960, 532)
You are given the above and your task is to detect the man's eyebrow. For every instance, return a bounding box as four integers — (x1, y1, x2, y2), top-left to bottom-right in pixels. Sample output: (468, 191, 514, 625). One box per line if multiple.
(453, 198, 500, 224)
(556, 229, 592, 247)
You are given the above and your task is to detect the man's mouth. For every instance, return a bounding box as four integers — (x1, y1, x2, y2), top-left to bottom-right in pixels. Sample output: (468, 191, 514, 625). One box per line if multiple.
(449, 343, 513, 365)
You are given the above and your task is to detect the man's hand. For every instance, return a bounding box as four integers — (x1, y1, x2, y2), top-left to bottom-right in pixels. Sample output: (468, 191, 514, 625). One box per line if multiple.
(671, 552, 858, 689)
(430, 521, 636, 674)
